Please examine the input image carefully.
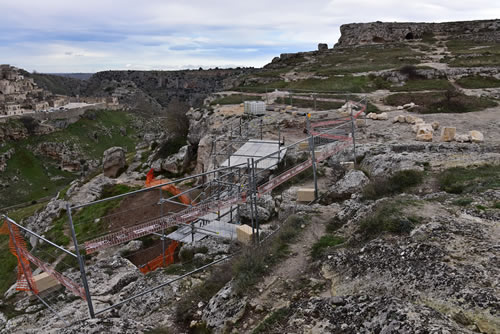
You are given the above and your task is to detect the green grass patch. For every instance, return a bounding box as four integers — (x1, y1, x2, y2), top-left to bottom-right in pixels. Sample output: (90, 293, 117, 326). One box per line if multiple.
(0, 235, 18, 295)
(252, 307, 291, 334)
(389, 79, 453, 92)
(311, 235, 345, 259)
(359, 199, 422, 239)
(492, 201, 500, 209)
(275, 97, 344, 110)
(438, 165, 500, 194)
(7, 201, 48, 222)
(210, 94, 262, 105)
(0, 110, 140, 207)
(456, 76, 500, 89)
(385, 91, 497, 114)
(363, 170, 424, 200)
(452, 198, 474, 206)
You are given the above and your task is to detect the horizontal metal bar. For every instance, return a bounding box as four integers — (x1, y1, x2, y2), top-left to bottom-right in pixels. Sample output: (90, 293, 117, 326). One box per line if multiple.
(2, 215, 77, 258)
(71, 163, 247, 210)
(33, 293, 70, 327)
(94, 253, 235, 316)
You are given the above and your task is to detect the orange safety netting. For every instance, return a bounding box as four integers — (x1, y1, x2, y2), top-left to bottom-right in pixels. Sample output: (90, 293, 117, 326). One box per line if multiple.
(0, 221, 38, 293)
(139, 240, 179, 274)
(145, 169, 192, 205)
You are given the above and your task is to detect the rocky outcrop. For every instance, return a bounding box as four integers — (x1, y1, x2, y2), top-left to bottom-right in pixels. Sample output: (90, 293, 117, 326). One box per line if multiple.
(103, 147, 126, 178)
(202, 282, 247, 330)
(335, 19, 500, 47)
(326, 169, 369, 200)
(0, 148, 14, 172)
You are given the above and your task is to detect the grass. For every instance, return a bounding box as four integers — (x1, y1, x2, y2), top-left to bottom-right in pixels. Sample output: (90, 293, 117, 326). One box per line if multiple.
(0, 235, 18, 295)
(452, 198, 474, 207)
(252, 307, 291, 334)
(241, 75, 382, 93)
(210, 94, 262, 105)
(438, 165, 500, 194)
(311, 235, 345, 259)
(444, 40, 500, 67)
(175, 214, 306, 326)
(232, 214, 305, 295)
(362, 170, 424, 200)
(358, 199, 422, 239)
(456, 76, 500, 89)
(493, 201, 500, 209)
(0, 110, 140, 207)
(384, 91, 497, 114)
(389, 79, 453, 92)
(6, 201, 48, 222)
(275, 97, 344, 110)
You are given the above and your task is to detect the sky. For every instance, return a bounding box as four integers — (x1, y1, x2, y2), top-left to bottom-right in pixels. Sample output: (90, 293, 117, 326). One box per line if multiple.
(0, 0, 498, 73)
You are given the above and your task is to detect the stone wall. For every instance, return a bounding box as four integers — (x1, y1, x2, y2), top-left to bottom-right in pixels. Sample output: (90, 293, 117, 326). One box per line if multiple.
(335, 19, 500, 47)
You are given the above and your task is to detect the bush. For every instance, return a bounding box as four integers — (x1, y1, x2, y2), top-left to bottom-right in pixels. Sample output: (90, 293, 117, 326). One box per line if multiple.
(252, 307, 291, 334)
(452, 198, 474, 206)
(311, 235, 345, 259)
(363, 170, 424, 200)
(399, 65, 419, 79)
(359, 201, 421, 239)
(438, 165, 500, 194)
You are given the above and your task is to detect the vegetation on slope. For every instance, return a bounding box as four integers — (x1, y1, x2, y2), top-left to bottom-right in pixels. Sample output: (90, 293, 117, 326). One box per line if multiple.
(0, 110, 139, 207)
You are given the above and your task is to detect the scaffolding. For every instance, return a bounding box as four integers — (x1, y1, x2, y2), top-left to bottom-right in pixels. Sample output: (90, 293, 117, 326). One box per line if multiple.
(1, 96, 366, 325)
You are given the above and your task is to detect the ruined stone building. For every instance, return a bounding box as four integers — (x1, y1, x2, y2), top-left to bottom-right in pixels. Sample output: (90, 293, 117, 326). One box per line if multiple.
(0, 65, 58, 116)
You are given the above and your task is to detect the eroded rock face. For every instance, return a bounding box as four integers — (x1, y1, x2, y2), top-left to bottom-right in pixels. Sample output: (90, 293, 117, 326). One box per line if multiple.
(202, 282, 247, 330)
(335, 19, 500, 47)
(0, 148, 14, 172)
(326, 169, 369, 200)
(103, 146, 126, 178)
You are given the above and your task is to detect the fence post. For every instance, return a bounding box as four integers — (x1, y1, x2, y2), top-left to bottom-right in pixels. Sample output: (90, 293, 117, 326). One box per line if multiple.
(247, 159, 255, 238)
(66, 204, 95, 318)
(350, 102, 356, 167)
(309, 134, 319, 201)
(251, 158, 260, 242)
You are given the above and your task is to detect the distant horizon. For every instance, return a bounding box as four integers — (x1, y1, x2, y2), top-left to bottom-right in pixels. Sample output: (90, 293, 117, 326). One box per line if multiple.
(1, 0, 498, 72)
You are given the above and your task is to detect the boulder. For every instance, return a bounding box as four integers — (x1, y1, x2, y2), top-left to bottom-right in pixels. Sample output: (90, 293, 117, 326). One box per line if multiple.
(376, 112, 388, 120)
(405, 115, 416, 124)
(327, 169, 369, 200)
(455, 134, 471, 143)
(440, 127, 456, 142)
(431, 121, 440, 130)
(403, 102, 416, 109)
(202, 282, 247, 330)
(416, 132, 433, 142)
(469, 130, 484, 143)
(161, 145, 188, 174)
(318, 43, 328, 51)
(103, 147, 126, 178)
(416, 123, 433, 135)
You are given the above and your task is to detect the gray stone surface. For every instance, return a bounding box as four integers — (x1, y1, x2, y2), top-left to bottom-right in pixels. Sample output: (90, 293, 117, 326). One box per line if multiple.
(103, 146, 126, 178)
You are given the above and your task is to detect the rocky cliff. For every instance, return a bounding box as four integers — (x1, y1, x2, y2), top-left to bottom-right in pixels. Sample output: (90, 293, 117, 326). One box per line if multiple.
(335, 19, 500, 47)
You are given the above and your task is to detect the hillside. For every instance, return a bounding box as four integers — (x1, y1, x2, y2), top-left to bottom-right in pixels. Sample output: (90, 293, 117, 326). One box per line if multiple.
(0, 19, 499, 334)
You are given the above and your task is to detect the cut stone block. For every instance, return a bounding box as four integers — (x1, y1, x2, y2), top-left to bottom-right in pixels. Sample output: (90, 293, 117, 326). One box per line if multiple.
(33, 272, 61, 293)
(297, 188, 315, 202)
(416, 124, 433, 135)
(298, 142, 309, 151)
(469, 130, 484, 143)
(356, 119, 367, 127)
(440, 127, 456, 142)
(236, 224, 254, 245)
(405, 115, 416, 124)
(340, 161, 355, 170)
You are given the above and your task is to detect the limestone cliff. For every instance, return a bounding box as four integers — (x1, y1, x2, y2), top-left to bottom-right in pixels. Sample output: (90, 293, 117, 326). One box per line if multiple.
(335, 19, 500, 47)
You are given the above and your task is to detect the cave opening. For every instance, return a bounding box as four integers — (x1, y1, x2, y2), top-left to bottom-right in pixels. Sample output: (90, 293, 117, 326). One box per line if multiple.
(405, 32, 414, 40)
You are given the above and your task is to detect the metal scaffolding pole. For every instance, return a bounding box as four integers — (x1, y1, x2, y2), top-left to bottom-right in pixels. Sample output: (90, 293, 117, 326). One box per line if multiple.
(66, 204, 95, 318)
(251, 158, 260, 242)
(309, 135, 319, 200)
(247, 159, 255, 237)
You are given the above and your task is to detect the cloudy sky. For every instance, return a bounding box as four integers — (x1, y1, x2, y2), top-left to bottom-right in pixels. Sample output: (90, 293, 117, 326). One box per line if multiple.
(0, 0, 498, 73)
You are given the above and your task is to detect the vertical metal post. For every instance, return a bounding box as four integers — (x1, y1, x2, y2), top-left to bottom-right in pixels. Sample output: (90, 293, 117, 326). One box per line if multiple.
(237, 168, 241, 224)
(213, 139, 217, 169)
(313, 94, 317, 111)
(309, 135, 319, 201)
(251, 158, 260, 242)
(260, 119, 263, 140)
(277, 125, 281, 163)
(160, 188, 165, 267)
(66, 204, 95, 318)
(350, 103, 356, 168)
(239, 118, 242, 136)
(247, 159, 255, 237)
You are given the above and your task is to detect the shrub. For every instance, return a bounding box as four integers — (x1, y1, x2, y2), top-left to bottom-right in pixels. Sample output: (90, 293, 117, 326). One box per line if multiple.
(363, 170, 424, 200)
(452, 198, 473, 206)
(399, 65, 419, 79)
(438, 165, 500, 194)
(311, 235, 345, 259)
(359, 201, 421, 239)
(252, 307, 291, 334)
